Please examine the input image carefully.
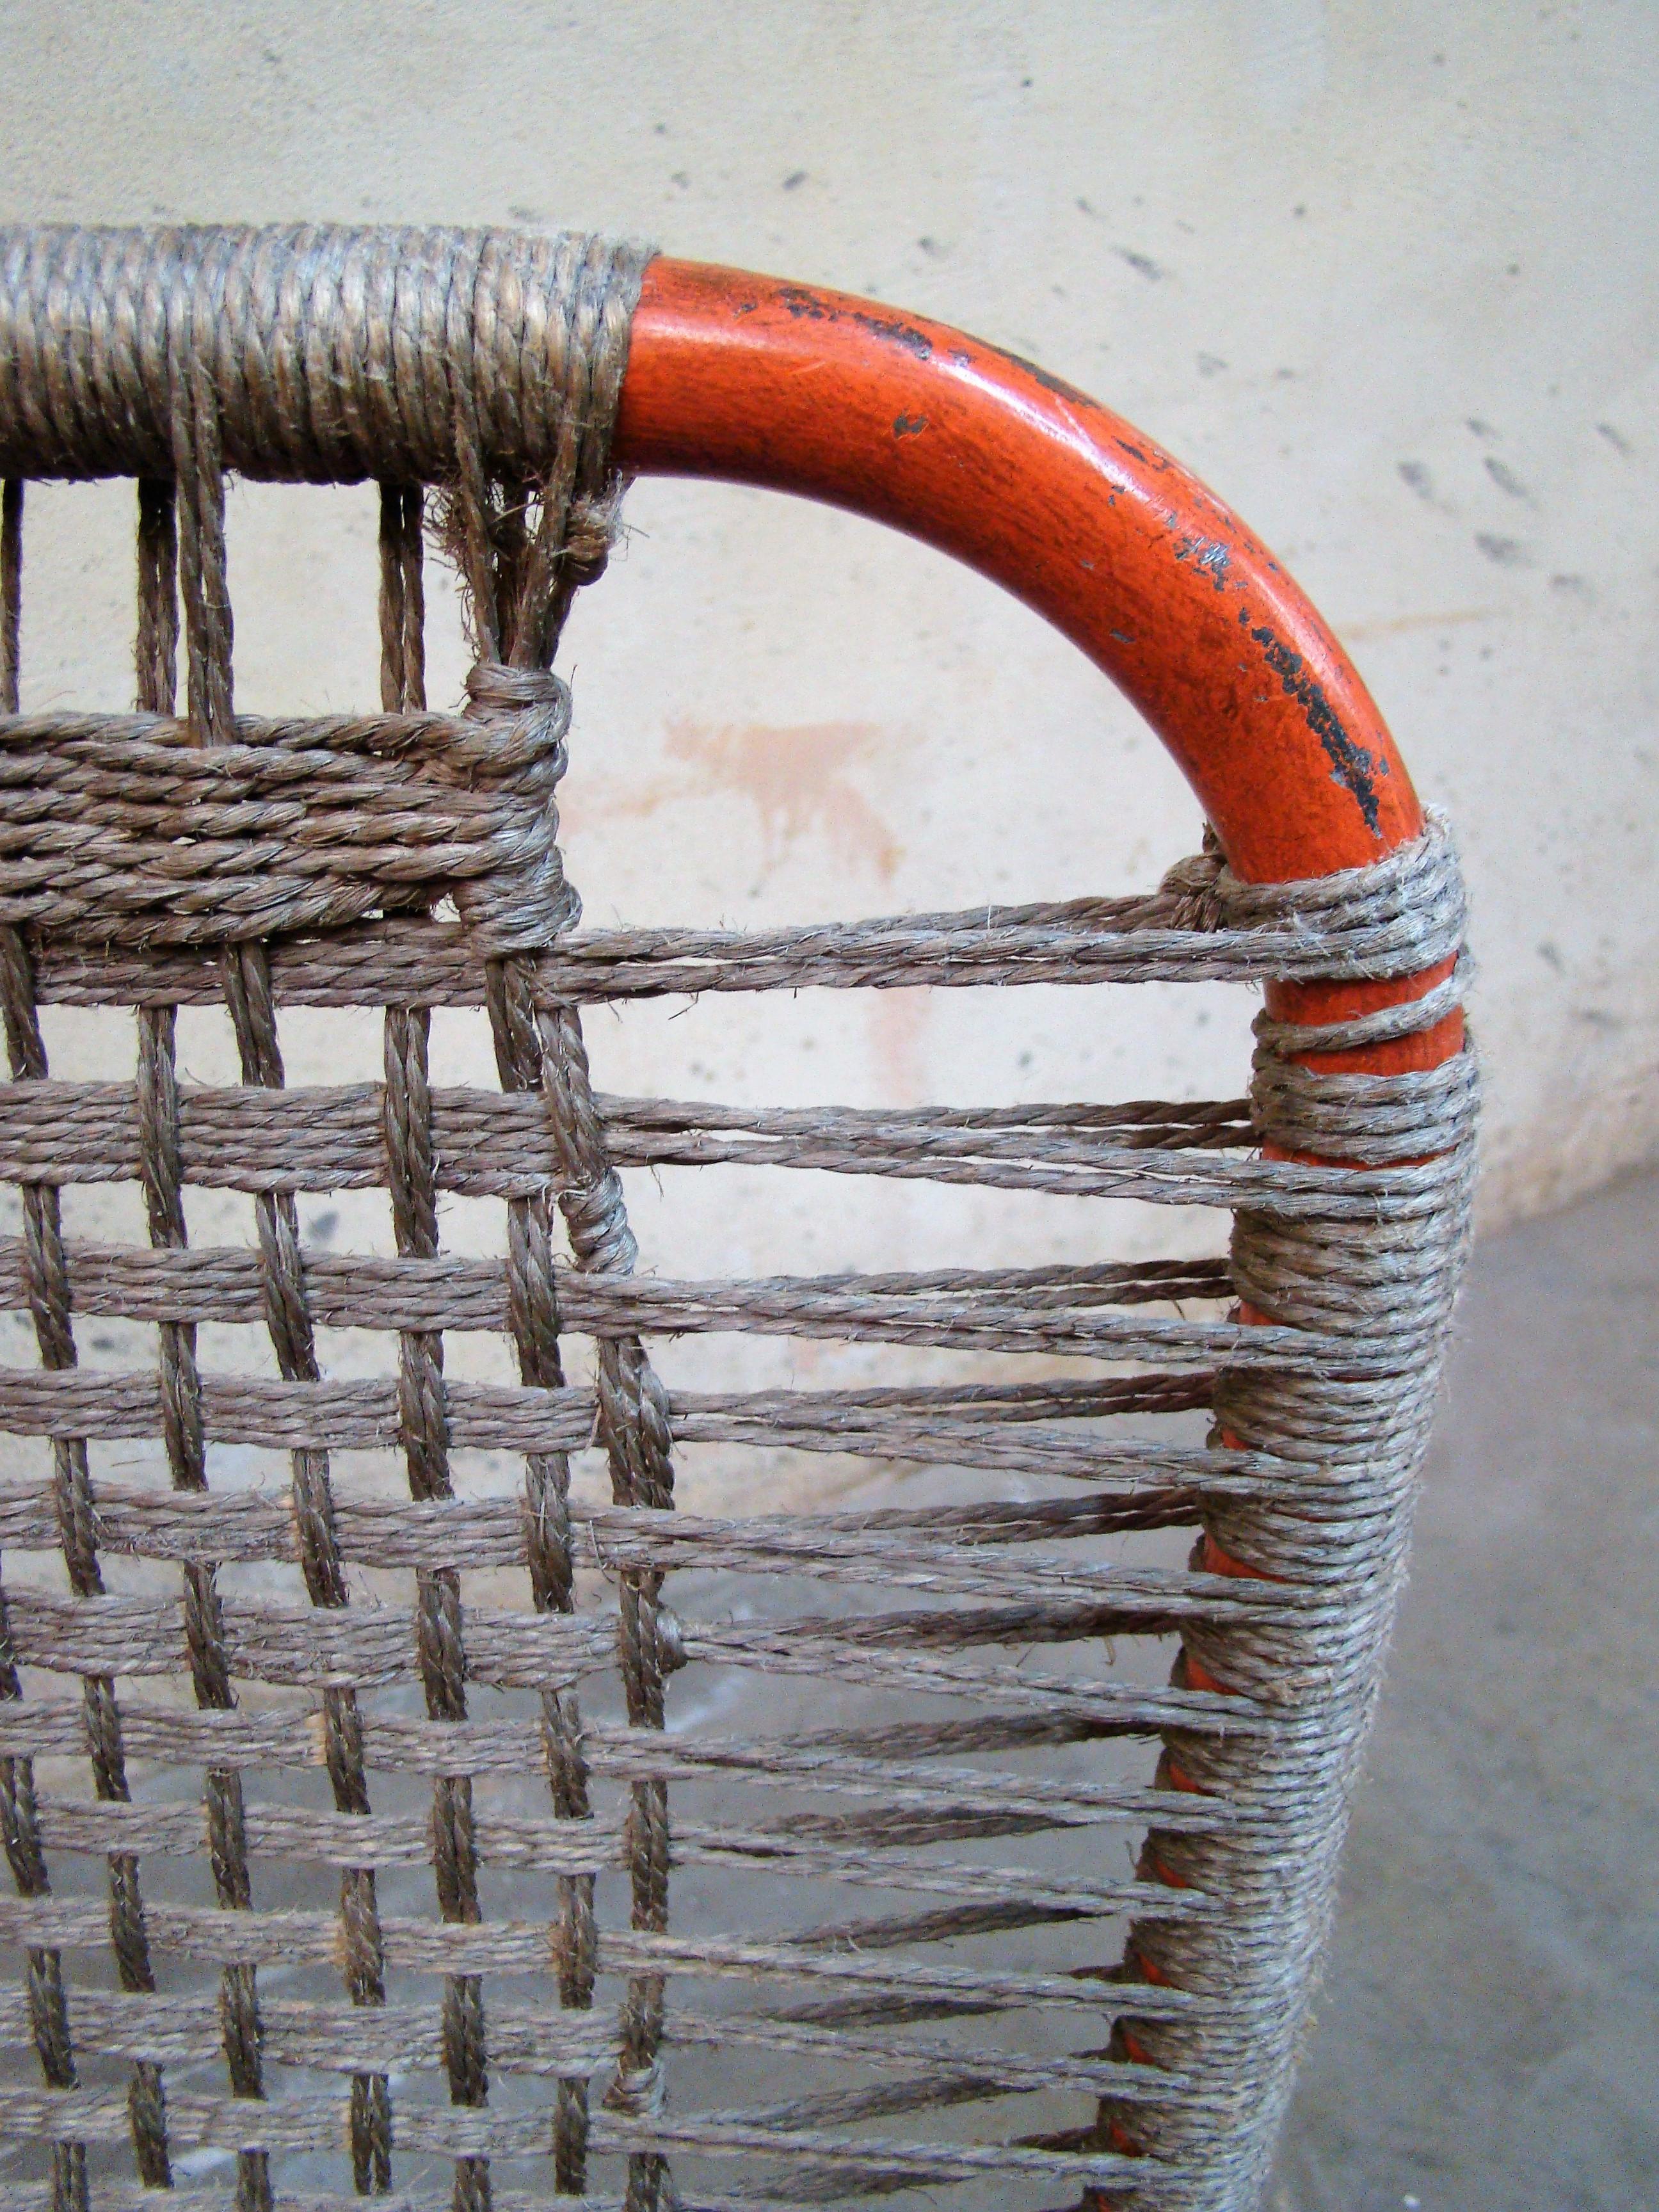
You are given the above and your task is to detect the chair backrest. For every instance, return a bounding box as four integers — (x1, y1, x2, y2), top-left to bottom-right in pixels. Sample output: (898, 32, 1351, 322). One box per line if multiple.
(0, 227, 1475, 2212)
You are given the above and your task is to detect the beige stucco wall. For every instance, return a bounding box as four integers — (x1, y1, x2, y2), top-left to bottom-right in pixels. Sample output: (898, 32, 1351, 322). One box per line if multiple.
(2, 0, 1655, 1240)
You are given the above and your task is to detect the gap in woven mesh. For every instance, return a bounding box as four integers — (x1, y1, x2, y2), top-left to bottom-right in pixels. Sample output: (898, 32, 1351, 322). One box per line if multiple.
(556, 477, 1203, 936)
(56, 1173, 148, 1254)
(183, 1185, 267, 1274)
(428, 1002, 504, 1089)
(616, 1160, 1232, 1281)
(2, 479, 136, 710)
(648, 1681, 1155, 2211)
(575, 975, 1256, 1164)
(221, 481, 389, 717)
(294, 1184, 389, 1260)
(430, 1190, 513, 1269)
(564, 1190, 1214, 2199)
(264, 1002, 389, 1090)
(575, 976, 1258, 1098)
(650, 1437, 1196, 1802)
(657, 1784, 1160, 2197)
(171, 1002, 244, 1088)
(34, 1002, 139, 1082)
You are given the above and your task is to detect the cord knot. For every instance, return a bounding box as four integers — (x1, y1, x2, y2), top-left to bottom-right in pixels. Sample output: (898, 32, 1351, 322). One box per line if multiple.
(445, 660, 580, 952)
(1158, 825, 1230, 932)
(463, 660, 568, 715)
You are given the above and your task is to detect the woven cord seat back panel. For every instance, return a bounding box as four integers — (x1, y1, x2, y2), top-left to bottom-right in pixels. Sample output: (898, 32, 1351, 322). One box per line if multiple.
(0, 227, 1476, 2212)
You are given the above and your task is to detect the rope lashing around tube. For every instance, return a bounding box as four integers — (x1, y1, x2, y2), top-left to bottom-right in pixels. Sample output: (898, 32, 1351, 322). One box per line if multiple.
(0, 225, 1475, 2212)
(0, 227, 655, 490)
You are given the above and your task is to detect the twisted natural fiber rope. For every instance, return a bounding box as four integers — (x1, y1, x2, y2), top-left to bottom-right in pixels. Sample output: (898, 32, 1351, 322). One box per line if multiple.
(0, 227, 653, 491)
(0, 225, 1475, 2212)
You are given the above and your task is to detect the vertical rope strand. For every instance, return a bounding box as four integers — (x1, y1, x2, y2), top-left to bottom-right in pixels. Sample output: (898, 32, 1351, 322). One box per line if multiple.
(381, 485, 491, 2212)
(531, 1000, 675, 2212)
(146, 398, 272, 2212)
(0, 479, 91, 2212)
(378, 482, 424, 715)
(447, 307, 671, 2202)
(223, 936, 392, 2194)
(135, 479, 177, 723)
(1, 479, 20, 716)
(446, 316, 674, 2204)
(486, 954, 597, 2193)
(2, 921, 173, 2190)
(168, 325, 234, 746)
(0, 1607, 85, 2212)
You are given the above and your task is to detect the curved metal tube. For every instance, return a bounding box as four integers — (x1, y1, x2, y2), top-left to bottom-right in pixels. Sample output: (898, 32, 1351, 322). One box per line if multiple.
(618, 262, 1417, 882)
(616, 260, 1459, 1078)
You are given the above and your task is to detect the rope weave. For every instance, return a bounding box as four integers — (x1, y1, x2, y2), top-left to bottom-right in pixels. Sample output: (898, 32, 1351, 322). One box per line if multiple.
(0, 226, 1476, 2212)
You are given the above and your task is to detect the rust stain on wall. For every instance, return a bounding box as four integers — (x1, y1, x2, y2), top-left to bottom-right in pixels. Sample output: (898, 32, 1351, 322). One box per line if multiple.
(573, 718, 910, 883)
(865, 988, 933, 1107)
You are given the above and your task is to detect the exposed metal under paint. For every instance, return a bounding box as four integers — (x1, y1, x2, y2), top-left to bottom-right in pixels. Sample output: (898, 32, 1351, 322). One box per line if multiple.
(1247, 616, 1384, 833)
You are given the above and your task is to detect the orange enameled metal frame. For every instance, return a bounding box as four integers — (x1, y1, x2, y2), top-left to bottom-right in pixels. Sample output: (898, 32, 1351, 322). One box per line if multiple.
(614, 266, 1459, 2053)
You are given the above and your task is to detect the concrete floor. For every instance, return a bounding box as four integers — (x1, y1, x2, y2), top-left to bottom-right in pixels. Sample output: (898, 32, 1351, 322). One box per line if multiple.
(1272, 1169, 1659, 2212)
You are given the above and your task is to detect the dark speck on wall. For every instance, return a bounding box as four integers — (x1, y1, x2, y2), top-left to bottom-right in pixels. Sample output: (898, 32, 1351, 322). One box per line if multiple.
(1484, 456, 1532, 501)
(1596, 422, 1632, 456)
(1475, 532, 1530, 567)
(781, 170, 807, 191)
(1114, 246, 1164, 281)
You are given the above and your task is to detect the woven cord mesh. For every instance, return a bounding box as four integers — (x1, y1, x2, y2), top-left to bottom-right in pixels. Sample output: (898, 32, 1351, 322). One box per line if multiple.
(0, 228, 1475, 2212)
